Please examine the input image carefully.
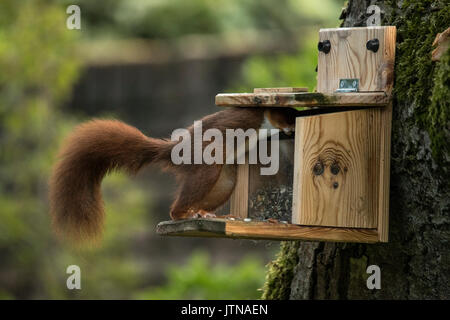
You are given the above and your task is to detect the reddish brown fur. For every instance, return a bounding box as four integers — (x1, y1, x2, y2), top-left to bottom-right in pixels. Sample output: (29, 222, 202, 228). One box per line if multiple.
(49, 119, 173, 244)
(49, 108, 296, 244)
(264, 108, 297, 131)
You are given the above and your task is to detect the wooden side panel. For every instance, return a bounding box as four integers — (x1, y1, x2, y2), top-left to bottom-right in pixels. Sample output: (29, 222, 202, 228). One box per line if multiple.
(225, 221, 378, 243)
(229, 163, 249, 219)
(292, 109, 384, 228)
(317, 26, 396, 94)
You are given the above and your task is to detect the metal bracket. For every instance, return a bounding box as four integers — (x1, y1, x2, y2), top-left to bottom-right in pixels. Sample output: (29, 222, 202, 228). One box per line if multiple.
(335, 79, 359, 93)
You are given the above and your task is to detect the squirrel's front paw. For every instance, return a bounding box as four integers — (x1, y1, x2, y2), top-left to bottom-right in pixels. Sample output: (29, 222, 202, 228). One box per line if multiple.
(186, 210, 216, 219)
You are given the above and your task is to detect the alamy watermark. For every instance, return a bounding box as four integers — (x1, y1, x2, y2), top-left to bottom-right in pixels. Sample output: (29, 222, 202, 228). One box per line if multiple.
(366, 265, 381, 290)
(170, 121, 280, 175)
(366, 5, 381, 26)
(66, 5, 81, 30)
(66, 265, 81, 290)
(366, 4, 393, 27)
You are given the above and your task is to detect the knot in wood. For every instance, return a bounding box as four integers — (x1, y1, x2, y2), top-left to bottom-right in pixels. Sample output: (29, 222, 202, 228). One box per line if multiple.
(313, 161, 324, 176)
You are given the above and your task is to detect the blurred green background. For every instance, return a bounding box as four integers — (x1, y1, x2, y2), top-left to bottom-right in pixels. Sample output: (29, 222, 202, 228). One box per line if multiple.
(0, 0, 344, 299)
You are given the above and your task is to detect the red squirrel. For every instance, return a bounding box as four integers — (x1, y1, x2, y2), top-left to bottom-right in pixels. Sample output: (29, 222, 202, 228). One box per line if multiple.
(49, 107, 298, 243)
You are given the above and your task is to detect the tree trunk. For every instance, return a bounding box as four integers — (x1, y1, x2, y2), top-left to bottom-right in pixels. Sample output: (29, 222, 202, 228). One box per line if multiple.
(262, 0, 449, 299)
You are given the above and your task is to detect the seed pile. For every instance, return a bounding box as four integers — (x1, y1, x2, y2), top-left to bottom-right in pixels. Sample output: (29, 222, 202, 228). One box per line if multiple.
(248, 185, 292, 222)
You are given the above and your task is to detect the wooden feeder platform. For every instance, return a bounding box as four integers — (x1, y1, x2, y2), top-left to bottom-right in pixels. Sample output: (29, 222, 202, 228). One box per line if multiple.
(156, 218, 379, 243)
(215, 91, 389, 108)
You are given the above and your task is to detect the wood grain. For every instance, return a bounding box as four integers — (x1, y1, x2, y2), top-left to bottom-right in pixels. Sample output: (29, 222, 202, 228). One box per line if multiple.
(215, 92, 389, 108)
(225, 220, 378, 242)
(253, 87, 308, 93)
(229, 164, 249, 219)
(317, 26, 396, 94)
(377, 103, 392, 242)
(292, 109, 384, 228)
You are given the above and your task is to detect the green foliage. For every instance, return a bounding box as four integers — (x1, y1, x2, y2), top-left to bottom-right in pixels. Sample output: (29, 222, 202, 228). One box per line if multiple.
(118, 0, 221, 39)
(0, 0, 79, 299)
(232, 0, 344, 94)
(261, 242, 300, 300)
(134, 251, 266, 300)
(59, 0, 345, 39)
(0, 0, 151, 299)
(429, 49, 450, 164)
(232, 31, 319, 93)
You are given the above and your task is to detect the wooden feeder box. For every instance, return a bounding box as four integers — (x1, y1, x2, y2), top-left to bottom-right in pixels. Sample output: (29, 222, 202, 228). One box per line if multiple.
(157, 26, 397, 243)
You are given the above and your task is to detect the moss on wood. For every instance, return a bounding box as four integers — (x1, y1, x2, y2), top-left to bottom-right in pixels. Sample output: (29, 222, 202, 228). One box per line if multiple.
(261, 241, 300, 299)
(429, 49, 449, 165)
(388, 0, 450, 165)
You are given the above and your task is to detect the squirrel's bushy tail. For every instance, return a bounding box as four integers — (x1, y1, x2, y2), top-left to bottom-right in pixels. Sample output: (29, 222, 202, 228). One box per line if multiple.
(49, 119, 172, 244)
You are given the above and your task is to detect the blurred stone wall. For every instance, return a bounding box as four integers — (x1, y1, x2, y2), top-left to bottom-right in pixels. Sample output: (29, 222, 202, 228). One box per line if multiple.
(67, 57, 244, 137)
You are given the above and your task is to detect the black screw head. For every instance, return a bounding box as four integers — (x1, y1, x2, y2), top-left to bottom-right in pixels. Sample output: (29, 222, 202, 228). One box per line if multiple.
(253, 96, 263, 104)
(313, 161, 324, 176)
(333, 182, 339, 189)
(366, 39, 379, 52)
(318, 40, 331, 54)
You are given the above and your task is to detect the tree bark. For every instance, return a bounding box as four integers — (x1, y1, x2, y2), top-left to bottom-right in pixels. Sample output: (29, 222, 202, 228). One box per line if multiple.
(262, 0, 449, 299)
